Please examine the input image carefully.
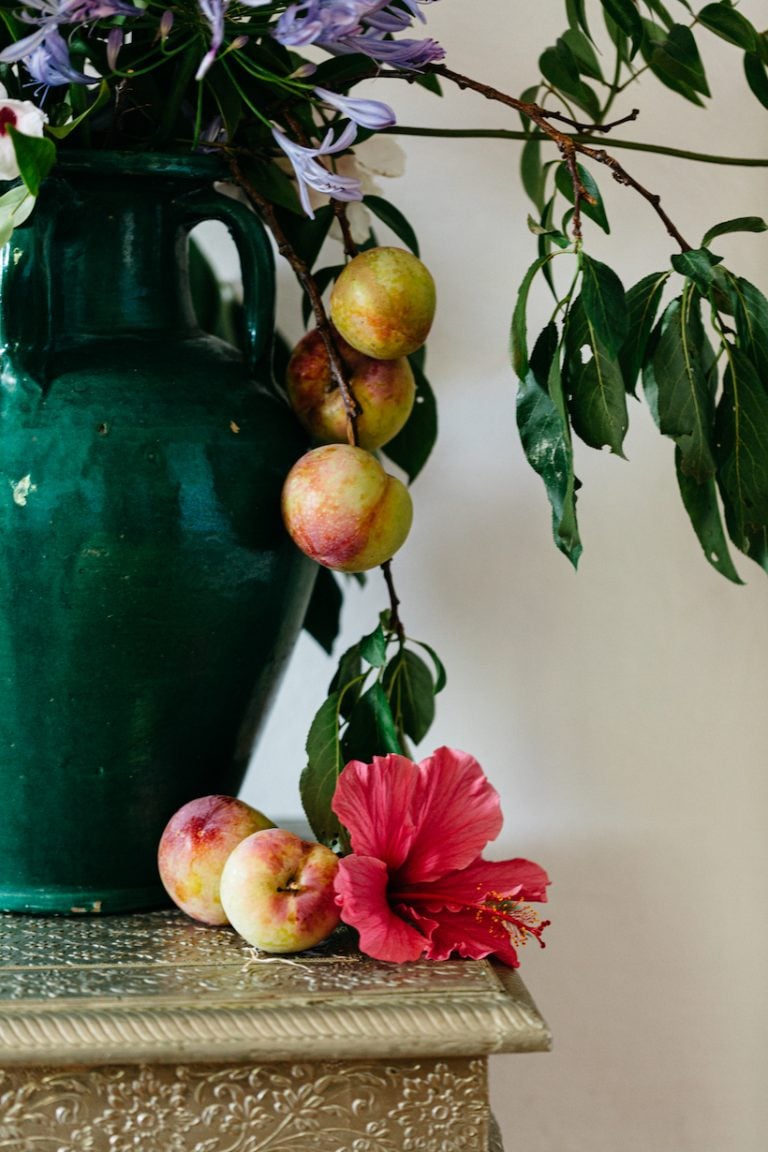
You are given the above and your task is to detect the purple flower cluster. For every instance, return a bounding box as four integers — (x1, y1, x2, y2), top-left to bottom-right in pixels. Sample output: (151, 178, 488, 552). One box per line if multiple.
(273, 0, 444, 70)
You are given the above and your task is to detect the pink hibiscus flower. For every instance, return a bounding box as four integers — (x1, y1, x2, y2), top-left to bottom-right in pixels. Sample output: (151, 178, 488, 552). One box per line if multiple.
(331, 746, 550, 966)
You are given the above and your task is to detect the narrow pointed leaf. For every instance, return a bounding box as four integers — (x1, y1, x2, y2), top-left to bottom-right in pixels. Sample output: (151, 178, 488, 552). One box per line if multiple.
(364, 195, 419, 256)
(580, 254, 628, 355)
(8, 128, 55, 198)
(561, 27, 604, 81)
(360, 623, 387, 668)
(743, 51, 768, 110)
(301, 691, 347, 850)
(565, 295, 628, 456)
(730, 276, 768, 378)
(521, 135, 546, 212)
(599, 0, 643, 56)
(383, 648, 436, 745)
(676, 448, 743, 583)
(555, 163, 610, 234)
(517, 322, 582, 565)
(510, 255, 551, 377)
(382, 356, 437, 482)
(410, 639, 447, 695)
(715, 347, 768, 560)
(653, 293, 716, 481)
(702, 216, 767, 248)
(698, 4, 758, 52)
(619, 271, 669, 394)
(341, 682, 402, 764)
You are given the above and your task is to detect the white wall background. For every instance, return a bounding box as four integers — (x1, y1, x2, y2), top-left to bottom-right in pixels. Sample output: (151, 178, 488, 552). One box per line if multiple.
(200, 4, 768, 1148)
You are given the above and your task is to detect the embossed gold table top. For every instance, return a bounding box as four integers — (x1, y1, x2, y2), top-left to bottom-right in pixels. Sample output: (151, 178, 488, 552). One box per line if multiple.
(0, 910, 551, 1067)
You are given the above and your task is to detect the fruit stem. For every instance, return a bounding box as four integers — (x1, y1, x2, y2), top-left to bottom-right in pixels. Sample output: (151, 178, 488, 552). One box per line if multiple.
(226, 154, 363, 443)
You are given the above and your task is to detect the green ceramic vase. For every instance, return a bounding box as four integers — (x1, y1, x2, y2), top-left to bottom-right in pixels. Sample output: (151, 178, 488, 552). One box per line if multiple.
(0, 153, 315, 913)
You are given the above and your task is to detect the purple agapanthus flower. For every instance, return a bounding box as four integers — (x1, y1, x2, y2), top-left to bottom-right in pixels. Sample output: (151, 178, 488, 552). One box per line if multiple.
(314, 85, 396, 129)
(272, 121, 362, 216)
(0, 0, 141, 68)
(274, 0, 443, 71)
(26, 28, 97, 87)
(196, 0, 269, 79)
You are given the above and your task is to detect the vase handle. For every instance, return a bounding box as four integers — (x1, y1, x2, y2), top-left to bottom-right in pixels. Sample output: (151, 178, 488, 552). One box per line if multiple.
(179, 187, 276, 375)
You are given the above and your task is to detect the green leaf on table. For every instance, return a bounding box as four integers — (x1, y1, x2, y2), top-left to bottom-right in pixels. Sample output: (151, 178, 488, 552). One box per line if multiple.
(555, 163, 610, 235)
(670, 247, 721, 294)
(564, 294, 628, 456)
(676, 447, 743, 584)
(364, 195, 420, 256)
(619, 271, 669, 394)
(8, 128, 55, 197)
(729, 275, 768, 378)
(301, 690, 348, 851)
(701, 216, 768, 248)
(744, 51, 768, 110)
(301, 567, 342, 654)
(715, 347, 768, 563)
(382, 355, 437, 482)
(652, 291, 717, 481)
(383, 648, 436, 745)
(518, 322, 582, 565)
(580, 254, 628, 355)
(599, 0, 643, 56)
(341, 682, 402, 763)
(698, 3, 759, 52)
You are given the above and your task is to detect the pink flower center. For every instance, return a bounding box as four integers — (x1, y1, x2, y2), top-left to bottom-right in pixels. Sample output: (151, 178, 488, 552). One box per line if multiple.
(392, 884, 549, 949)
(0, 107, 18, 137)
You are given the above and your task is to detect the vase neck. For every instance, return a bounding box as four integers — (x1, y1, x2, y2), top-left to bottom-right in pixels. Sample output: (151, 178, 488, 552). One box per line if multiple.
(47, 171, 198, 339)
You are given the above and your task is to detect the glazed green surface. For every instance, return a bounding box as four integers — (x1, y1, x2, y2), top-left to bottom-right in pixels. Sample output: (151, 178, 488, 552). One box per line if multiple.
(0, 158, 314, 912)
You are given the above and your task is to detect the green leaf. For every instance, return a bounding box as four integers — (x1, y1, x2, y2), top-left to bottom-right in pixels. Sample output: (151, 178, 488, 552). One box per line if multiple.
(8, 128, 55, 198)
(676, 448, 743, 583)
(341, 682, 403, 763)
(46, 80, 111, 140)
(652, 291, 716, 481)
(670, 247, 721, 294)
(702, 216, 768, 248)
(642, 0, 676, 32)
(730, 275, 768, 378)
(539, 39, 601, 120)
(0, 183, 35, 247)
(642, 21, 707, 105)
(301, 263, 344, 326)
(564, 294, 628, 456)
(555, 163, 610, 235)
(410, 639, 447, 695)
(360, 623, 388, 668)
(277, 204, 334, 270)
(566, 0, 593, 40)
(743, 51, 768, 110)
(300, 691, 348, 851)
(649, 23, 711, 97)
(383, 648, 436, 745)
(301, 567, 342, 654)
(561, 27, 604, 81)
(619, 271, 669, 394)
(328, 640, 366, 721)
(510, 255, 551, 378)
(580, 254, 628, 356)
(382, 356, 437, 482)
(364, 195, 420, 257)
(520, 135, 546, 213)
(517, 322, 582, 565)
(599, 0, 643, 56)
(698, 3, 759, 52)
(715, 346, 768, 560)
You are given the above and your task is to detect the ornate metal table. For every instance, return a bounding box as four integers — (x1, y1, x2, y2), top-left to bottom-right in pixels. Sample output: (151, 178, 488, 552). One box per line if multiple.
(0, 910, 550, 1150)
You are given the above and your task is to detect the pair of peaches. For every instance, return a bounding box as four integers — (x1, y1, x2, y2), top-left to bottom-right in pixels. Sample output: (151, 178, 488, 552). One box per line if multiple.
(281, 246, 436, 573)
(158, 795, 341, 953)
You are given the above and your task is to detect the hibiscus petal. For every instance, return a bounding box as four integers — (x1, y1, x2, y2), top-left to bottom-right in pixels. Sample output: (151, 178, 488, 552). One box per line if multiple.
(421, 906, 524, 968)
(398, 747, 504, 883)
(334, 854, 428, 963)
(332, 755, 420, 869)
(394, 856, 550, 911)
